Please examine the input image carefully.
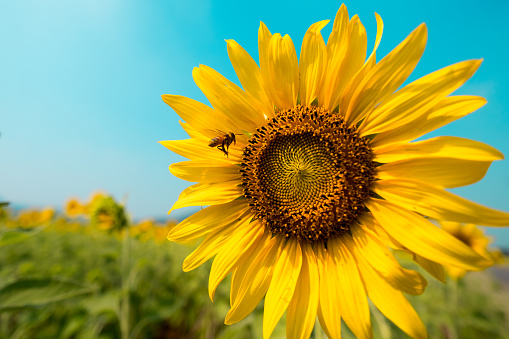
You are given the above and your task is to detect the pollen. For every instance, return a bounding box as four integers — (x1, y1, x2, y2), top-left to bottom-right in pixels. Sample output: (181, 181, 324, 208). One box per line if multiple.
(240, 105, 376, 243)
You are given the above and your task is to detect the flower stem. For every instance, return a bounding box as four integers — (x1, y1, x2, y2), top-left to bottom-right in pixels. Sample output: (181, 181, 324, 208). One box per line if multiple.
(120, 228, 131, 339)
(313, 317, 323, 339)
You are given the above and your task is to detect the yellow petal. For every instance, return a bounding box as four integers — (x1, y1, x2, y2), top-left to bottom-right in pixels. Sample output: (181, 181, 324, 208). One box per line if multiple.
(366, 199, 492, 270)
(329, 238, 373, 339)
(169, 160, 241, 183)
(258, 22, 277, 109)
(377, 157, 493, 188)
(167, 200, 249, 243)
(413, 253, 446, 283)
(299, 20, 329, 106)
(319, 4, 350, 109)
(361, 216, 446, 282)
(315, 244, 341, 339)
(192, 65, 265, 131)
(350, 242, 427, 339)
(345, 24, 427, 126)
(209, 219, 264, 300)
(374, 179, 509, 226)
(263, 237, 302, 339)
(182, 219, 238, 271)
(179, 120, 207, 139)
(340, 12, 384, 123)
(373, 136, 504, 163)
(226, 39, 273, 118)
(267, 33, 299, 109)
(371, 95, 487, 147)
(161, 95, 234, 138)
(350, 225, 427, 295)
(286, 242, 319, 339)
(326, 4, 349, 57)
(226, 233, 281, 324)
(331, 15, 369, 113)
(359, 59, 482, 136)
(366, 12, 384, 65)
(169, 182, 242, 213)
(358, 213, 405, 250)
(258, 21, 273, 66)
(159, 139, 241, 163)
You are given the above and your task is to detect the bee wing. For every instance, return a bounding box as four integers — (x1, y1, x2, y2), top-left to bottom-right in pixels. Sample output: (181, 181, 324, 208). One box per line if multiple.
(205, 129, 227, 137)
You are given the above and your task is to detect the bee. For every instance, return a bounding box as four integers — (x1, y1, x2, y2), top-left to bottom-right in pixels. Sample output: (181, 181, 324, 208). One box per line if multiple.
(208, 131, 241, 157)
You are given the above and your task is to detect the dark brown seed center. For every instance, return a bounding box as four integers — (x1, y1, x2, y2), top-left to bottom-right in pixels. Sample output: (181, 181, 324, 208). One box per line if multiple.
(240, 105, 376, 243)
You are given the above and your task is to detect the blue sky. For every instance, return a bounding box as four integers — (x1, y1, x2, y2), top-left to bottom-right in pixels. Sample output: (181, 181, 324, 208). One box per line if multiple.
(1, 0, 509, 245)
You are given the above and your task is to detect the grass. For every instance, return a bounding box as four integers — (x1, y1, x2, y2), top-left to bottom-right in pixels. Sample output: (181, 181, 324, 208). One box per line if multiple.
(0, 216, 508, 338)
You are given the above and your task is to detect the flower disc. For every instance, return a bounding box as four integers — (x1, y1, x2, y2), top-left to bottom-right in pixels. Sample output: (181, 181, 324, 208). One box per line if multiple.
(241, 105, 376, 242)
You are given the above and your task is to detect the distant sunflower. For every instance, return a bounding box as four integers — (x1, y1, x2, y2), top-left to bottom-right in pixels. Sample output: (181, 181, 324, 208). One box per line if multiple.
(65, 197, 83, 217)
(89, 196, 128, 232)
(438, 221, 503, 280)
(161, 4, 509, 339)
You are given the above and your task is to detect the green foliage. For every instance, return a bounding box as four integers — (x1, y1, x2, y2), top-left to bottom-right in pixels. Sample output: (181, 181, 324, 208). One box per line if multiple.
(0, 226, 275, 339)
(0, 278, 97, 310)
(0, 203, 10, 223)
(0, 228, 42, 247)
(0, 222, 508, 339)
(405, 270, 509, 339)
(371, 254, 509, 339)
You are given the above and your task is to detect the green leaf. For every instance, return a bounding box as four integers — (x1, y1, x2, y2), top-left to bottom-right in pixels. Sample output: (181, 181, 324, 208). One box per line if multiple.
(0, 278, 98, 310)
(60, 316, 87, 339)
(0, 228, 42, 247)
(81, 292, 120, 316)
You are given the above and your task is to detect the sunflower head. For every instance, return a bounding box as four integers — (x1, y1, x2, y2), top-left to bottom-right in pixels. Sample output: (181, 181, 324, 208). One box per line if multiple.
(440, 221, 503, 279)
(89, 196, 128, 232)
(65, 197, 84, 217)
(17, 209, 54, 228)
(38, 208, 55, 224)
(161, 4, 509, 339)
(82, 191, 107, 215)
(241, 104, 376, 242)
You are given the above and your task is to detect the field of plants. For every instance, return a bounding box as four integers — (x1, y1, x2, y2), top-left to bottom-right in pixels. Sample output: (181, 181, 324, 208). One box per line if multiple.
(1, 194, 508, 339)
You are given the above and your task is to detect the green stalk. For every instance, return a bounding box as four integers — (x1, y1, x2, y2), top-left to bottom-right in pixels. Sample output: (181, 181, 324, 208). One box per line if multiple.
(448, 278, 460, 339)
(372, 306, 392, 339)
(313, 317, 323, 339)
(120, 227, 131, 339)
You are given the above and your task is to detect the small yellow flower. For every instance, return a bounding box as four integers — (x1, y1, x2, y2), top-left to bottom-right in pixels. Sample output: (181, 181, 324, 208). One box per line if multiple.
(38, 208, 55, 224)
(137, 219, 155, 232)
(130, 219, 156, 241)
(439, 221, 503, 279)
(16, 208, 54, 228)
(65, 198, 84, 217)
(154, 220, 178, 243)
(161, 4, 509, 339)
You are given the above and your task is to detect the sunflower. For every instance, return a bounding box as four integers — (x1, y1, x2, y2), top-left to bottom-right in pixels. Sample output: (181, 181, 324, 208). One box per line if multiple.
(438, 221, 504, 280)
(89, 195, 128, 232)
(17, 208, 54, 228)
(65, 197, 84, 217)
(160, 4, 509, 339)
